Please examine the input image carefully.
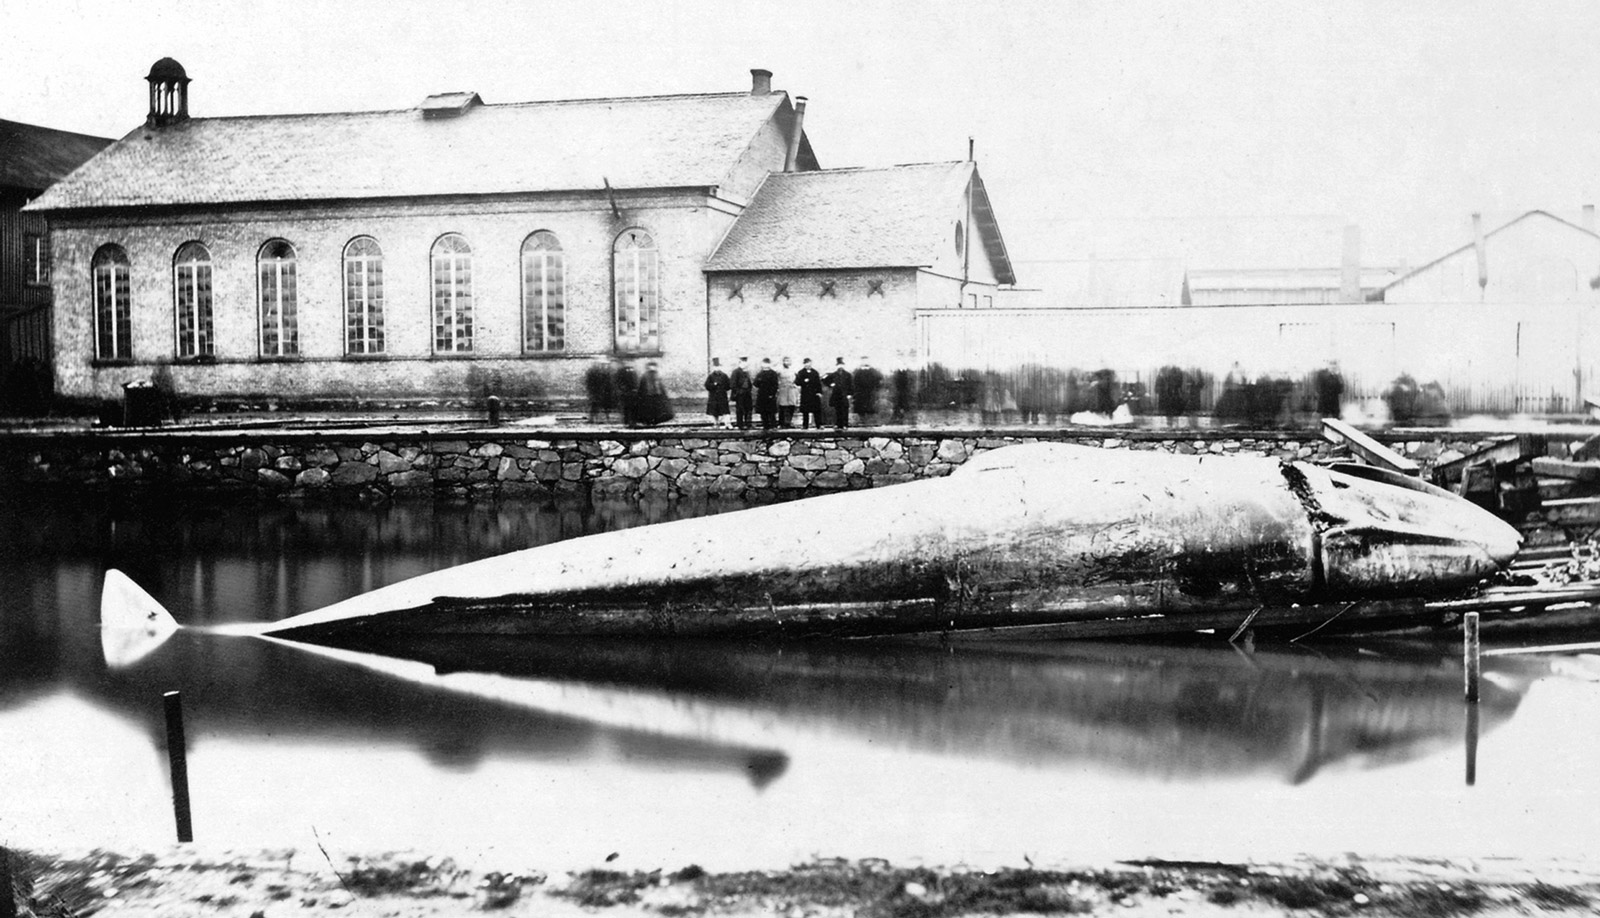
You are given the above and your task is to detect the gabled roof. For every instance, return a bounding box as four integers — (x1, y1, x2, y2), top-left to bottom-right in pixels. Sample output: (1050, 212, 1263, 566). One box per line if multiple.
(0, 118, 114, 193)
(27, 91, 795, 211)
(1382, 210, 1600, 292)
(704, 161, 1016, 284)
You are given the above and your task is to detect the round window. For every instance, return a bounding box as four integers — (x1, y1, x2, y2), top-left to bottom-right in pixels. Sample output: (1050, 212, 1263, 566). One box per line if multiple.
(954, 221, 966, 258)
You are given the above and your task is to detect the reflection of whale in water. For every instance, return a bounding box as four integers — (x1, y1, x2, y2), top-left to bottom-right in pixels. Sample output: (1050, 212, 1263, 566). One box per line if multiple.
(329, 635, 1541, 784)
(85, 629, 787, 787)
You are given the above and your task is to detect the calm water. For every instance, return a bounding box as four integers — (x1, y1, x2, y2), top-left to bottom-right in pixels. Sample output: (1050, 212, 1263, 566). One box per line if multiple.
(4, 493, 1600, 870)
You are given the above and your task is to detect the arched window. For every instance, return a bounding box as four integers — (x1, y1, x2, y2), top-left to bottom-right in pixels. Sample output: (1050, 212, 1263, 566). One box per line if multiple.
(431, 233, 473, 352)
(343, 236, 385, 355)
(173, 242, 213, 358)
(92, 244, 132, 361)
(521, 231, 565, 353)
(257, 239, 299, 357)
(613, 228, 659, 353)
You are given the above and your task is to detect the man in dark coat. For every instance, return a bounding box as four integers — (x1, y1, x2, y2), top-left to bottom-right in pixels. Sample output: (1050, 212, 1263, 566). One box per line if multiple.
(613, 359, 639, 428)
(635, 361, 674, 427)
(826, 357, 854, 429)
(703, 358, 731, 428)
(851, 357, 883, 427)
(795, 358, 824, 429)
(730, 357, 754, 430)
(583, 357, 616, 422)
(754, 358, 780, 430)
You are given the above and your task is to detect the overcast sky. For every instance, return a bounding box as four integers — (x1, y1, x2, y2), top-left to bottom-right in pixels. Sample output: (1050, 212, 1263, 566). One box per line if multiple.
(7, 0, 1600, 271)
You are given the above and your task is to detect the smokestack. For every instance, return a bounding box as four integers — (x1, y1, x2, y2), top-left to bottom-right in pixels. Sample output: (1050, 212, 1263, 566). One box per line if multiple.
(750, 69, 772, 95)
(1585, 204, 1596, 233)
(1472, 213, 1488, 293)
(1339, 224, 1361, 303)
(784, 96, 807, 173)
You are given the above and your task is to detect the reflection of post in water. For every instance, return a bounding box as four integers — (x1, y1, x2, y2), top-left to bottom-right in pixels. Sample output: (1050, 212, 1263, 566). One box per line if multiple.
(1465, 702, 1479, 787)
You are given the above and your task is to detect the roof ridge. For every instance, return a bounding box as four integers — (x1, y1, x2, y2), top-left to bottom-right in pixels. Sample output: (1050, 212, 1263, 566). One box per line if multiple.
(159, 90, 772, 124)
(766, 160, 968, 179)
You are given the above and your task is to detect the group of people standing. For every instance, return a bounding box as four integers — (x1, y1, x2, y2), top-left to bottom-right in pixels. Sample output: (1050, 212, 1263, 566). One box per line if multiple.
(704, 357, 883, 430)
(582, 358, 676, 427)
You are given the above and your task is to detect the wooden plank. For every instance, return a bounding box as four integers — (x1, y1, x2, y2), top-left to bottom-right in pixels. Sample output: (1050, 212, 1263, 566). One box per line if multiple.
(1319, 418, 1421, 476)
(1543, 497, 1600, 525)
(1431, 435, 1547, 481)
(903, 598, 1429, 642)
(1530, 457, 1600, 482)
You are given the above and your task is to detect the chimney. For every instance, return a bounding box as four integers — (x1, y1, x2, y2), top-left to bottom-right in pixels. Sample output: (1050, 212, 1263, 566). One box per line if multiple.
(145, 57, 191, 127)
(750, 68, 772, 95)
(1585, 204, 1596, 233)
(784, 96, 808, 173)
(1472, 213, 1489, 293)
(1339, 224, 1361, 303)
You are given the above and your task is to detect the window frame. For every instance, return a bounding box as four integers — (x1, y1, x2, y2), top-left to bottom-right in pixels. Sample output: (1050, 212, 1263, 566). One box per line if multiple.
(172, 241, 215, 359)
(520, 230, 566, 354)
(612, 227, 660, 354)
(91, 244, 132, 362)
(430, 233, 474, 354)
(24, 233, 49, 287)
(257, 238, 300, 358)
(343, 236, 386, 356)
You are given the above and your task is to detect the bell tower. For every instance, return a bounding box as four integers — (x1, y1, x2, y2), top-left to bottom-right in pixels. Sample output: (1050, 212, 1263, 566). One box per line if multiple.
(145, 58, 191, 126)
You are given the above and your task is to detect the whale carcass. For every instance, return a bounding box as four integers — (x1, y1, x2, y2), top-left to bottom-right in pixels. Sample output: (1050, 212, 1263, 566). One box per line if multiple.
(172, 442, 1518, 645)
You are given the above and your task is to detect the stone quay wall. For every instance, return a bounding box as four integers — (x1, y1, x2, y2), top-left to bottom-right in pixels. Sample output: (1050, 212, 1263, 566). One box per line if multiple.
(0, 427, 1523, 503)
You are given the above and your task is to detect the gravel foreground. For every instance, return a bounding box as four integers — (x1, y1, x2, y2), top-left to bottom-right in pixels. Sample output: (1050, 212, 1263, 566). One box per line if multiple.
(7, 848, 1600, 918)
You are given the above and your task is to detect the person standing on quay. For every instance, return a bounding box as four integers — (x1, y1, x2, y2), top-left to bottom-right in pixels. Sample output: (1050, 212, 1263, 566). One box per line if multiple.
(852, 356, 882, 427)
(635, 361, 675, 427)
(583, 356, 616, 423)
(704, 358, 731, 428)
(613, 358, 639, 428)
(796, 358, 823, 429)
(731, 357, 754, 430)
(754, 358, 780, 430)
(777, 356, 800, 428)
(826, 357, 854, 429)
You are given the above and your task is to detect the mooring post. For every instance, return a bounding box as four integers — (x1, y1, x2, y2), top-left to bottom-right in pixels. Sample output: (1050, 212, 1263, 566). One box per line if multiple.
(163, 690, 194, 843)
(1, 844, 17, 918)
(1465, 702, 1480, 787)
(1463, 611, 1481, 704)
(486, 395, 502, 426)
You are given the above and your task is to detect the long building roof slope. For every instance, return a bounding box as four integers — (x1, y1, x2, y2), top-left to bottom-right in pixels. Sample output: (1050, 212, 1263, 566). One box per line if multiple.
(705, 161, 1015, 284)
(0, 118, 114, 193)
(27, 91, 793, 211)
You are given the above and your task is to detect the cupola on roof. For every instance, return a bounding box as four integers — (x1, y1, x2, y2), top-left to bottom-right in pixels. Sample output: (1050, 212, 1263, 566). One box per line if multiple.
(146, 57, 189, 83)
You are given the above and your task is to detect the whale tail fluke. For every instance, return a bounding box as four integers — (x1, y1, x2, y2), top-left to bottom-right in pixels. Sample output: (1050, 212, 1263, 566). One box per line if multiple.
(100, 569, 179, 669)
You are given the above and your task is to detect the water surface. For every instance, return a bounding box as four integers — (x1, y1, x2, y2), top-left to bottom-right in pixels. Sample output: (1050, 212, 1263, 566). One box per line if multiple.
(3, 494, 1599, 869)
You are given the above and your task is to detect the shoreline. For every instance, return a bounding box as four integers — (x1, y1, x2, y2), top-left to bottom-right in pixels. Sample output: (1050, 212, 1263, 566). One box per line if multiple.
(9, 847, 1600, 917)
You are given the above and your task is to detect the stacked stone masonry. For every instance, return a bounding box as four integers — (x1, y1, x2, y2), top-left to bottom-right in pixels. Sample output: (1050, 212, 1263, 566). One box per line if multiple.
(1, 429, 1514, 502)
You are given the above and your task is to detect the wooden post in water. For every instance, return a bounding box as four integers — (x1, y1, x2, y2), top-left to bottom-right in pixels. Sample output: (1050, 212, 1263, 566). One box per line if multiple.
(1463, 611, 1481, 704)
(1465, 702, 1480, 787)
(163, 691, 194, 843)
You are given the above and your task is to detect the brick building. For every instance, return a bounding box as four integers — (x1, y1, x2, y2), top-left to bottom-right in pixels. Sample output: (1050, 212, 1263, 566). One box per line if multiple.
(27, 60, 1016, 409)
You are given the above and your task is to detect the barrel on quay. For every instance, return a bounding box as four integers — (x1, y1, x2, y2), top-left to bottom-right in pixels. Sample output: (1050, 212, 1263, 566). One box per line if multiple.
(107, 442, 1510, 647)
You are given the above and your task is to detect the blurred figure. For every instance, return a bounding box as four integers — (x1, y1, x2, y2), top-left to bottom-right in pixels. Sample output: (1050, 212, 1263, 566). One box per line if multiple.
(797, 358, 823, 429)
(1312, 361, 1346, 419)
(731, 357, 754, 430)
(635, 361, 675, 427)
(777, 357, 799, 428)
(827, 357, 854, 429)
(891, 366, 914, 425)
(614, 359, 639, 428)
(852, 357, 883, 427)
(584, 356, 617, 423)
(755, 358, 780, 430)
(703, 358, 731, 429)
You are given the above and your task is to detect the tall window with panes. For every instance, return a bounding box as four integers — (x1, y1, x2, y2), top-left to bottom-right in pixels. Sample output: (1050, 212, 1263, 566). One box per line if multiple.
(612, 228, 659, 353)
(521, 231, 565, 353)
(343, 237, 385, 355)
(431, 234, 473, 352)
(92, 244, 132, 361)
(257, 240, 299, 357)
(172, 242, 214, 358)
